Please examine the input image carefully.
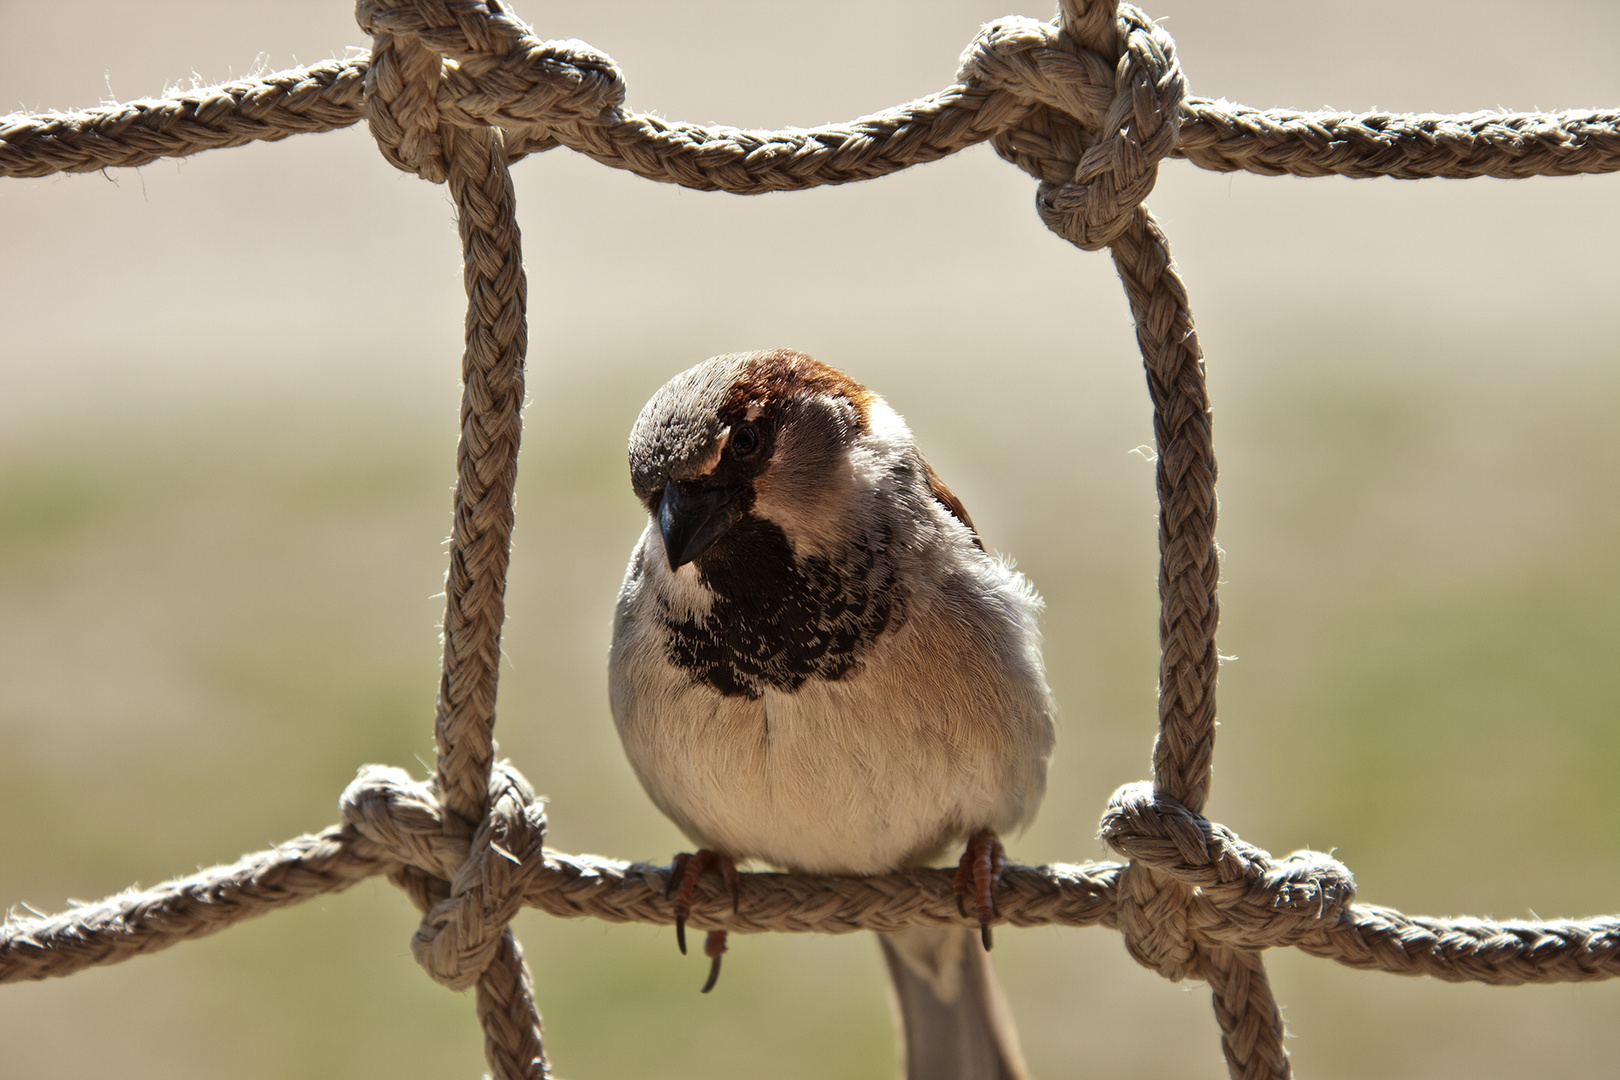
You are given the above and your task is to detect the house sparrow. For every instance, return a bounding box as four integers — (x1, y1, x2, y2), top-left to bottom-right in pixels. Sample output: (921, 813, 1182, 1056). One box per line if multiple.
(608, 350, 1054, 1080)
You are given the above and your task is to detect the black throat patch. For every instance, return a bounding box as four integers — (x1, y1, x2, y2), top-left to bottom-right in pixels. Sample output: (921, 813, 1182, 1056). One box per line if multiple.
(657, 514, 904, 698)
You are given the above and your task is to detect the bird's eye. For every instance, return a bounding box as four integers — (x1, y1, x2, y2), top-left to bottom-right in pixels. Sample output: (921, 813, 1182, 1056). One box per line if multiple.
(730, 424, 760, 457)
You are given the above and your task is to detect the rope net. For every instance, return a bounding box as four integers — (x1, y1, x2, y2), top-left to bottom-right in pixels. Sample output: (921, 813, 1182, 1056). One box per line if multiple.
(3, 2, 1618, 1077)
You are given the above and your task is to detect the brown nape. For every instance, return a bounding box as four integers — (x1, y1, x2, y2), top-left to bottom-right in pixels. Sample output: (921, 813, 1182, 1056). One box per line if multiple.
(721, 349, 875, 430)
(922, 456, 983, 550)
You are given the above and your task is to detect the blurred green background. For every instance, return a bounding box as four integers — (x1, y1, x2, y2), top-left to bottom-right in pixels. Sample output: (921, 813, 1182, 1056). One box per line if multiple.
(2, 1, 1618, 1076)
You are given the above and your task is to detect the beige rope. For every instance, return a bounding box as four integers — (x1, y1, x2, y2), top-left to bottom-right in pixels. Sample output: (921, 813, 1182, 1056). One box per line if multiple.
(0, 828, 388, 983)
(7, 799, 1618, 984)
(356, 6, 544, 1074)
(2, 54, 1616, 185)
(1, 1, 1617, 1078)
(998, 3, 1286, 1071)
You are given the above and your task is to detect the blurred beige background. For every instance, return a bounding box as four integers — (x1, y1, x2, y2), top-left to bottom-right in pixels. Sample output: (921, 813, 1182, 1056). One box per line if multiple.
(2, 1, 1618, 1077)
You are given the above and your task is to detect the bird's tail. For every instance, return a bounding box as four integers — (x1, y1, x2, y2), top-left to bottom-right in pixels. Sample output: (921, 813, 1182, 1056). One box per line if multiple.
(878, 926, 1029, 1080)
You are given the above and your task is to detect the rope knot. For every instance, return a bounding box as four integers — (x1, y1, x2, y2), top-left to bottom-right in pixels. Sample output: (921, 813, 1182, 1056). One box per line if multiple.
(962, 2, 1186, 250)
(356, 0, 625, 181)
(1102, 781, 1357, 970)
(340, 761, 549, 990)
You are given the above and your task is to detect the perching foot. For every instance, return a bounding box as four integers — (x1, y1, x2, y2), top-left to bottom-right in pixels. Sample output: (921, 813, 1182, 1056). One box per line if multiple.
(667, 849, 741, 989)
(953, 828, 1007, 950)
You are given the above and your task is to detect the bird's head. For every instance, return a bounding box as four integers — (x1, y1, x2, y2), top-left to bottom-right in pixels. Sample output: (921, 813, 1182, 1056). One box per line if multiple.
(627, 350, 879, 571)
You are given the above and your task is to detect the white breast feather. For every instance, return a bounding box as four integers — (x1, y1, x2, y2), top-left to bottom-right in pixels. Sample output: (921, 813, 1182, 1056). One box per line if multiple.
(608, 491, 1054, 874)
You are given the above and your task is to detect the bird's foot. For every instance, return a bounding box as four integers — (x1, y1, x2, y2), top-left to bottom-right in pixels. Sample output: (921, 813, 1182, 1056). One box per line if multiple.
(953, 828, 1007, 951)
(667, 849, 741, 991)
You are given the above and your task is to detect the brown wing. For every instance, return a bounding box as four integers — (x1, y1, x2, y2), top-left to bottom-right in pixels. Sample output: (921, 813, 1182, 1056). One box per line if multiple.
(923, 457, 984, 551)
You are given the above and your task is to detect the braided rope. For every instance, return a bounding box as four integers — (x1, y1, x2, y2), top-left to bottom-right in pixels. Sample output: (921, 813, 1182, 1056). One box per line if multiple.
(2, 1, 1617, 1078)
(8, 819, 1619, 985)
(0, 828, 389, 983)
(985, 2, 1283, 1069)
(3, 57, 1618, 185)
(359, 8, 543, 1073)
(340, 8, 547, 1072)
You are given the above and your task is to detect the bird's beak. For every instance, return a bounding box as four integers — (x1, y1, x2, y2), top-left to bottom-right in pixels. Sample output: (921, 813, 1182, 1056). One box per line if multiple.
(658, 480, 744, 570)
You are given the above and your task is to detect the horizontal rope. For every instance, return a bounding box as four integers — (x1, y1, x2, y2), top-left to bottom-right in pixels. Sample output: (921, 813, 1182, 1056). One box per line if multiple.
(0, 827, 387, 983)
(3, 55, 1616, 185)
(5, 826, 1615, 988)
(0, 60, 368, 178)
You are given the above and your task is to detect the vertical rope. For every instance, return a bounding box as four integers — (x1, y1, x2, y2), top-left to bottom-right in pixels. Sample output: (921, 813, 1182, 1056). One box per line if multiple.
(435, 121, 529, 828)
(1203, 947, 1291, 1080)
(1106, 206, 1219, 813)
(478, 931, 549, 1080)
(1108, 170, 1290, 1080)
(1051, 3, 1287, 1076)
(361, 4, 544, 1068)
(437, 121, 543, 1079)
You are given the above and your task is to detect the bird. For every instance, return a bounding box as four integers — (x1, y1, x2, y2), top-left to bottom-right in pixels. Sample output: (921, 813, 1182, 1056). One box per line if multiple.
(607, 349, 1055, 1080)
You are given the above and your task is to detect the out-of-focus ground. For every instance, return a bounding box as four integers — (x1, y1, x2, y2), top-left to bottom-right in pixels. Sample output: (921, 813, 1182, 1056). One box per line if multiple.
(2, 1, 1618, 1076)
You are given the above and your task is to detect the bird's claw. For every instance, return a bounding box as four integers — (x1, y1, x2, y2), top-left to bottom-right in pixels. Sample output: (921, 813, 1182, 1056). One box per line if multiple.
(953, 828, 1007, 951)
(667, 849, 741, 989)
(700, 929, 728, 994)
